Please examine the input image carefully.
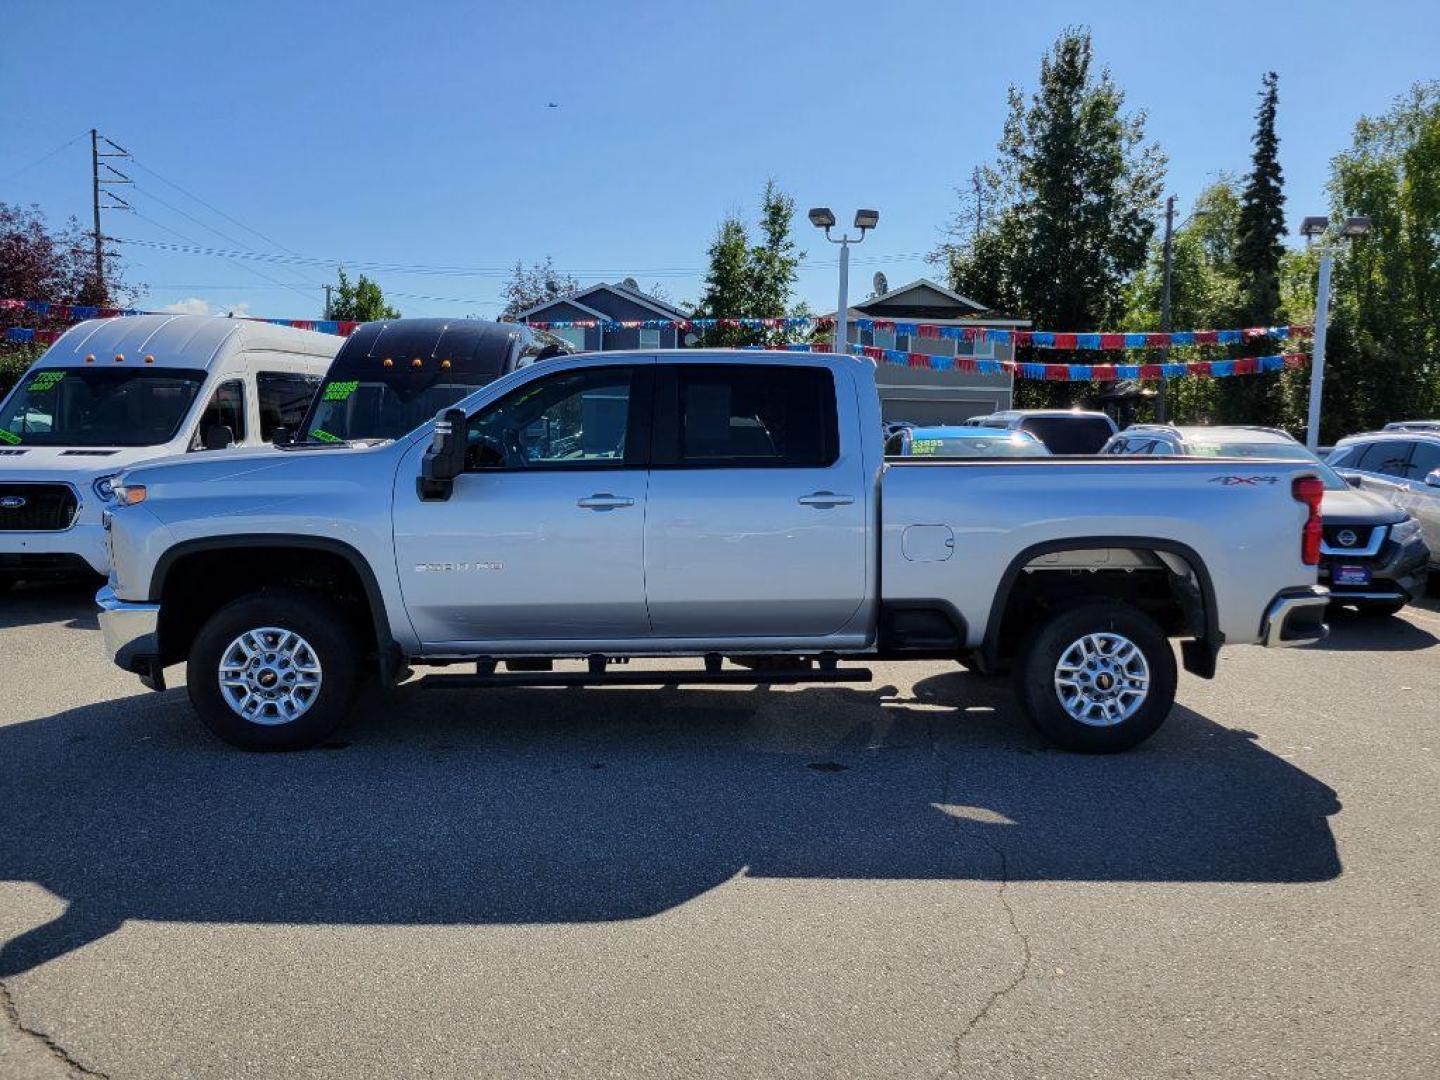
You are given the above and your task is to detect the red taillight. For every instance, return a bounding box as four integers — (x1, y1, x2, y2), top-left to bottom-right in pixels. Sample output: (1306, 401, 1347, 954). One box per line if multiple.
(1293, 475, 1324, 566)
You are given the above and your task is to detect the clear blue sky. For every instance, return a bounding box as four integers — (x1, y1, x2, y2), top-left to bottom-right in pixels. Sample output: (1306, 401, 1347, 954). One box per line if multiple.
(3, 0, 1436, 323)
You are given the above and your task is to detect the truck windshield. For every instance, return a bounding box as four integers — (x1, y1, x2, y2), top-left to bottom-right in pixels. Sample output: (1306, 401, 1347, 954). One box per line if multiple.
(304, 379, 482, 443)
(0, 367, 207, 447)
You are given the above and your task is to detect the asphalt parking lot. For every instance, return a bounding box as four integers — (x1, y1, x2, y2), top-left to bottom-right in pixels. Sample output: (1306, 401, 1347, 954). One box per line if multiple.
(1, 583, 1437, 1080)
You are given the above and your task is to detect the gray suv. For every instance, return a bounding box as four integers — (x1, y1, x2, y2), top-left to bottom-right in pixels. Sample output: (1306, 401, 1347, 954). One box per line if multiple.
(1328, 431, 1440, 572)
(1106, 425, 1430, 615)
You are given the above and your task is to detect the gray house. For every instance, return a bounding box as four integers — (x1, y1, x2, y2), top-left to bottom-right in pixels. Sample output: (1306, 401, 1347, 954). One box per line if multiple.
(838, 278, 1029, 424)
(516, 281, 688, 351)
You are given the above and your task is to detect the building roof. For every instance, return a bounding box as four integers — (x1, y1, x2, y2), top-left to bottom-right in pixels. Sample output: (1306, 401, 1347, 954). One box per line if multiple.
(830, 277, 1029, 326)
(516, 280, 686, 322)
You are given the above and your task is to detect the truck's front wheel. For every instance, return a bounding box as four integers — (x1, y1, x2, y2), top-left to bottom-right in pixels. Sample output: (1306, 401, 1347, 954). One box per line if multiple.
(187, 590, 359, 751)
(1016, 601, 1177, 753)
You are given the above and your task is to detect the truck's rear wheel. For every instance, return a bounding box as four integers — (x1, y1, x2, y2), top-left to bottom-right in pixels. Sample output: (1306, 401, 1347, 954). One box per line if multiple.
(1016, 601, 1176, 753)
(187, 590, 359, 751)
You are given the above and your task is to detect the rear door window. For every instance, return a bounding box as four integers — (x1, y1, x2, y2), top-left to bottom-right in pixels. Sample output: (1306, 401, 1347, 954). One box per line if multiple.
(256, 372, 321, 440)
(656, 365, 837, 467)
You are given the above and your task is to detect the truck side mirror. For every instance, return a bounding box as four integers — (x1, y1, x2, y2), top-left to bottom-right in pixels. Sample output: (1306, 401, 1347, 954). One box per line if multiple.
(271, 425, 292, 447)
(1426, 469, 1440, 488)
(1343, 472, 1363, 488)
(203, 424, 234, 451)
(419, 408, 467, 501)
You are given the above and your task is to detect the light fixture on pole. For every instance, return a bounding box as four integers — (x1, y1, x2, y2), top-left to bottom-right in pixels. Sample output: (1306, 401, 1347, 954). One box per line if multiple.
(809, 207, 879, 353)
(1301, 214, 1371, 450)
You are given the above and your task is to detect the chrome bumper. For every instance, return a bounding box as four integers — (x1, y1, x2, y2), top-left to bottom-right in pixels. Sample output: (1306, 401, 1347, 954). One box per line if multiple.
(96, 584, 161, 673)
(1261, 586, 1330, 648)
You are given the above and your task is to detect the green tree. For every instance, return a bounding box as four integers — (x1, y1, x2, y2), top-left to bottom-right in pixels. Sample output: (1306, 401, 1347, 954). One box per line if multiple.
(938, 27, 1166, 406)
(693, 216, 754, 346)
(1122, 178, 1245, 422)
(693, 180, 805, 346)
(1315, 81, 1440, 441)
(328, 268, 399, 322)
(749, 180, 803, 330)
(498, 256, 580, 322)
(1221, 71, 1289, 423)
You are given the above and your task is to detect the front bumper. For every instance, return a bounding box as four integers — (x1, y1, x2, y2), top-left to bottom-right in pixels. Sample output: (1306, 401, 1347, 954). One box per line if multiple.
(0, 522, 110, 576)
(1319, 532, 1430, 607)
(96, 584, 165, 688)
(1261, 586, 1330, 648)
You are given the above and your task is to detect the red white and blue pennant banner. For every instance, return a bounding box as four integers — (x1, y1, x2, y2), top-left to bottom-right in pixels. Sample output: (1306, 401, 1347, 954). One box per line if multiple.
(3, 298, 1312, 380)
(850, 342, 1309, 381)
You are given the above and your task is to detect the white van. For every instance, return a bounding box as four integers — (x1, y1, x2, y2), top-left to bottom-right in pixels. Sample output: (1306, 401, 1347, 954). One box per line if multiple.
(0, 314, 341, 586)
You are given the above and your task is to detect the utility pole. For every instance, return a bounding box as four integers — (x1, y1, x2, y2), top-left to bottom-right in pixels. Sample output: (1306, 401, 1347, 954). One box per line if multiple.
(324, 285, 333, 320)
(1156, 195, 1175, 423)
(91, 129, 103, 297)
(89, 130, 132, 304)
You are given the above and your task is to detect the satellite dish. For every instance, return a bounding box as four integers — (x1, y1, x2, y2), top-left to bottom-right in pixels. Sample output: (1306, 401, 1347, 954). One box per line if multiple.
(622, 277, 640, 291)
(872, 271, 889, 297)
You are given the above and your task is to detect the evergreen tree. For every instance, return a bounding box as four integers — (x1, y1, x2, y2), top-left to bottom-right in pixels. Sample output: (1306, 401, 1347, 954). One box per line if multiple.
(1236, 73, 1287, 324)
(937, 28, 1166, 406)
(693, 181, 804, 346)
(1222, 71, 1288, 423)
(694, 217, 754, 347)
(749, 180, 803, 324)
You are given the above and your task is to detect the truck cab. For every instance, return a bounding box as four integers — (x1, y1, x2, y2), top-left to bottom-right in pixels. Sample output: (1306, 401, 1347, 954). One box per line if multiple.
(0, 314, 339, 586)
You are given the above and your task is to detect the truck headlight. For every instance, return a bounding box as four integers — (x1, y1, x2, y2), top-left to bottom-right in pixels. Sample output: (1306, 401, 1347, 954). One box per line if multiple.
(1390, 516, 1422, 544)
(93, 473, 121, 501)
(110, 481, 147, 506)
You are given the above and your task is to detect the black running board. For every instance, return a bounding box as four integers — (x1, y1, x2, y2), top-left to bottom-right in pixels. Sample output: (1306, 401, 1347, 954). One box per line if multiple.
(418, 667, 873, 690)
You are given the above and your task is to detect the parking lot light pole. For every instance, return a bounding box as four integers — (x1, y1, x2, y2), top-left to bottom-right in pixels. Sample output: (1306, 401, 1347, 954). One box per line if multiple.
(1301, 214, 1371, 450)
(809, 208, 878, 353)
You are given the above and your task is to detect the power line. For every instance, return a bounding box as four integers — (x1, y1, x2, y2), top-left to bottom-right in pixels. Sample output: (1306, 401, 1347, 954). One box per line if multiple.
(129, 209, 321, 303)
(0, 130, 90, 184)
(115, 236, 934, 279)
(126, 155, 307, 257)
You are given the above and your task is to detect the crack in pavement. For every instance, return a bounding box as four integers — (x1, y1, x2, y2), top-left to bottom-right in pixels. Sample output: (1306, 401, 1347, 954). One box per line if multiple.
(925, 717, 1038, 1079)
(0, 978, 110, 1079)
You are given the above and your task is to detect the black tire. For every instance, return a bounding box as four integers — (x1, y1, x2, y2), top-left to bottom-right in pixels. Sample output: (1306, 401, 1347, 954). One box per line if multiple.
(1015, 600, 1177, 754)
(187, 589, 361, 751)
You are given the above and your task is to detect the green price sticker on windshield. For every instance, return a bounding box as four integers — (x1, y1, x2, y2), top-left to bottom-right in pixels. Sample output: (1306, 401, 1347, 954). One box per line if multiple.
(0, 429, 20, 445)
(322, 380, 360, 402)
(310, 429, 342, 443)
(910, 438, 943, 456)
(28, 371, 66, 393)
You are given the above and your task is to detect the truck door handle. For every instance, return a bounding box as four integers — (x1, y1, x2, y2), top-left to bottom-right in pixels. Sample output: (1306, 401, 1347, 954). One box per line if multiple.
(577, 493, 635, 510)
(797, 491, 854, 508)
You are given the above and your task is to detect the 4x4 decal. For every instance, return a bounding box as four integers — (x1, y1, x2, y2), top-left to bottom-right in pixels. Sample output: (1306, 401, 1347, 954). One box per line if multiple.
(1208, 475, 1281, 486)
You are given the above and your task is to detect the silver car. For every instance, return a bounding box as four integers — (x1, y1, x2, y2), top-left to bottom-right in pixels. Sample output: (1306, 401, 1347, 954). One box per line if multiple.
(1328, 431, 1440, 569)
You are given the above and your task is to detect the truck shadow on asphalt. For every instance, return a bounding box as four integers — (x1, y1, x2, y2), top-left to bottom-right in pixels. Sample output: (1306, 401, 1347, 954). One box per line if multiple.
(0, 581, 100, 632)
(1320, 608, 1440, 651)
(0, 672, 1342, 977)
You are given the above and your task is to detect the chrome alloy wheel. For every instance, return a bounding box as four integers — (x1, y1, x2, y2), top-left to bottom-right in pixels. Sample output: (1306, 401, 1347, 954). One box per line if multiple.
(1052, 632, 1150, 727)
(218, 626, 323, 725)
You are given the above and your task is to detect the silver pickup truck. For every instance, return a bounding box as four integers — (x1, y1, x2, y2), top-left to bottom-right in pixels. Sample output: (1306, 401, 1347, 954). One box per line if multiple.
(97, 350, 1329, 753)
